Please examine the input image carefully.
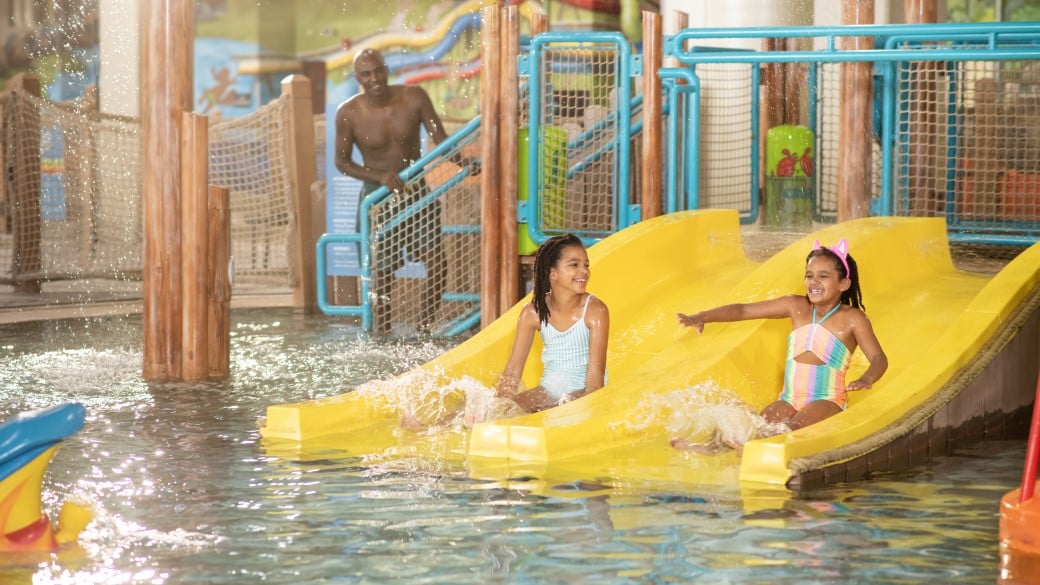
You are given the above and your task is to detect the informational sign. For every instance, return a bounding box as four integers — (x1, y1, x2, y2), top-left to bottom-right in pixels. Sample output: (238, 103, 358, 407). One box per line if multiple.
(327, 174, 362, 276)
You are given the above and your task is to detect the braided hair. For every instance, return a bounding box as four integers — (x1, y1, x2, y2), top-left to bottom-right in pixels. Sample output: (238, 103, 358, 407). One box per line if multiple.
(532, 233, 584, 324)
(805, 248, 864, 310)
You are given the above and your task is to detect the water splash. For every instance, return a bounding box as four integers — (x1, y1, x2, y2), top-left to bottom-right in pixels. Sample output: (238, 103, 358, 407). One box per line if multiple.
(354, 368, 523, 431)
(616, 381, 788, 448)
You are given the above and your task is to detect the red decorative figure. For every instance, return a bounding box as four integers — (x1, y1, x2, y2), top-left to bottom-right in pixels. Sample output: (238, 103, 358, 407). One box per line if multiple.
(799, 147, 814, 177)
(777, 148, 797, 177)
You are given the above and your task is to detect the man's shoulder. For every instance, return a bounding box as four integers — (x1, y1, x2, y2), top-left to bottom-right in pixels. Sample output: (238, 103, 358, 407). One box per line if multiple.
(396, 84, 433, 102)
(336, 95, 365, 117)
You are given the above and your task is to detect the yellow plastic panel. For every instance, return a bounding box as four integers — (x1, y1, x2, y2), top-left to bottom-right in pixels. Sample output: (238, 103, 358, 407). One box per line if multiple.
(261, 211, 1040, 492)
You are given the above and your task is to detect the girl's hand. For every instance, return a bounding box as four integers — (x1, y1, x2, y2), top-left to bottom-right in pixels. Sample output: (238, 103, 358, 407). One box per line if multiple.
(846, 378, 873, 391)
(677, 312, 705, 333)
(495, 375, 520, 400)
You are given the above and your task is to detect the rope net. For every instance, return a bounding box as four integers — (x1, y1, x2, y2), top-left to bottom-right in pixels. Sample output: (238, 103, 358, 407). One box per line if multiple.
(535, 43, 621, 238)
(0, 89, 304, 289)
(1, 90, 142, 282)
(697, 63, 755, 214)
(208, 97, 296, 288)
(365, 129, 482, 336)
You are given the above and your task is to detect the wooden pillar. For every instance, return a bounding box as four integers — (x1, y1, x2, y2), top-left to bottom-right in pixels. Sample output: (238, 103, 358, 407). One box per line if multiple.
(300, 61, 326, 115)
(6, 73, 42, 292)
(641, 10, 662, 220)
(0, 92, 5, 235)
(498, 5, 521, 314)
(480, 5, 502, 328)
(762, 38, 783, 131)
(282, 74, 318, 313)
(180, 113, 209, 381)
(530, 9, 548, 35)
(837, 0, 874, 221)
(904, 0, 940, 215)
(784, 37, 802, 125)
(141, 0, 193, 380)
(207, 186, 231, 378)
(669, 10, 688, 68)
(71, 87, 99, 271)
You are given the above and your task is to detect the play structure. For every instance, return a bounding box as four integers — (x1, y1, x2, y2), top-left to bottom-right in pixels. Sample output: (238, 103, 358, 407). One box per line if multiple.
(0, 403, 91, 553)
(262, 209, 1040, 491)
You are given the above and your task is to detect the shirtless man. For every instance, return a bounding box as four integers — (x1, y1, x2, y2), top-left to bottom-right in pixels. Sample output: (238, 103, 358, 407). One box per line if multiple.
(334, 48, 456, 334)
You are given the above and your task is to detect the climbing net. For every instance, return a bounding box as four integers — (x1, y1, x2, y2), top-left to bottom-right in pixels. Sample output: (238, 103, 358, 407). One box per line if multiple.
(0, 88, 306, 289)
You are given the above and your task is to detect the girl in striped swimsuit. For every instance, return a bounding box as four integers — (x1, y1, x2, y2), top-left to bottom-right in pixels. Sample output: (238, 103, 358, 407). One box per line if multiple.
(675, 239, 888, 435)
(496, 234, 611, 413)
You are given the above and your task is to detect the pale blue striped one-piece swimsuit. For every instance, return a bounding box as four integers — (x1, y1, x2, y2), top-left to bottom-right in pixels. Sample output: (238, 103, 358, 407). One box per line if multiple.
(539, 294, 600, 400)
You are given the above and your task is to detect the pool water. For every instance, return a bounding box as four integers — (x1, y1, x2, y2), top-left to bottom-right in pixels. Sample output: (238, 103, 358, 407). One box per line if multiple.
(0, 309, 1024, 584)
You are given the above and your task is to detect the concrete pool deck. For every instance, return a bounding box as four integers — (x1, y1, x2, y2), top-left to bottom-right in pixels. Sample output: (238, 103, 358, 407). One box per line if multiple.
(0, 280, 295, 325)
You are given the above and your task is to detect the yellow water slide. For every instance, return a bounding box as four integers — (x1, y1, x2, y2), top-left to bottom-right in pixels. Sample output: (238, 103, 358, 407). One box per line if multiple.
(260, 209, 754, 455)
(260, 210, 1040, 489)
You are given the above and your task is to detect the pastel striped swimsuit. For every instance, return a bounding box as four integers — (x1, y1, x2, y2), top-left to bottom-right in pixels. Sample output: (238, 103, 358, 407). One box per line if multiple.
(779, 303, 852, 409)
(540, 295, 597, 400)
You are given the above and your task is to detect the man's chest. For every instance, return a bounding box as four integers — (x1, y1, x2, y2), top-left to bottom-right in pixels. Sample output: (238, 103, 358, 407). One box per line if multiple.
(354, 106, 422, 144)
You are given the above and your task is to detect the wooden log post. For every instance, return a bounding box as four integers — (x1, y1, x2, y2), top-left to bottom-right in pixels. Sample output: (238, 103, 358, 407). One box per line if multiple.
(498, 4, 520, 315)
(530, 8, 548, 35)
(180, 112, 209, 381)
(837, 0, 874, 221)
(480, 4, 502, 328)
(6, 73, 43, 292)
(904, 0, 940, 215)
(784, 37, 803, 125)
(761, 37, 783, 129)
(141, 0, 193, 380)
(207, 185, 231, 378)
(300, 61, 327, 115)
(669, 10, 688, 68)
(71, 86, 99, 272)
(641, 10, 662, 221)
(0, 89, 6, 235)
(282, 74, 318, 313)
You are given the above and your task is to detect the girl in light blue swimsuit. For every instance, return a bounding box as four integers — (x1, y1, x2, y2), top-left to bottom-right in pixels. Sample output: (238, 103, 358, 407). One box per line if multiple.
(496, 234, 611, 413)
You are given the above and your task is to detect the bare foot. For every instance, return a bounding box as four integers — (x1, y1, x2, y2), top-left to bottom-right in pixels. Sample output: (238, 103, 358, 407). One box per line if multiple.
(670, 433, 730, 455)
(400, 412, 427, 432)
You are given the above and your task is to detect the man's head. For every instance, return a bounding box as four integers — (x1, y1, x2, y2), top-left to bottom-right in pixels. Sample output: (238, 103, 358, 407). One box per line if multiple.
(354, 49, 389, 99)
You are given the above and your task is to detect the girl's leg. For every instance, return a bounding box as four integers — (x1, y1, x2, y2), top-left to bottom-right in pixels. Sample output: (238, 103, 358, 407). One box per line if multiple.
(514, 387, 551, 413)
(788, 399, 842, 430)
(760, 400, 797, 425)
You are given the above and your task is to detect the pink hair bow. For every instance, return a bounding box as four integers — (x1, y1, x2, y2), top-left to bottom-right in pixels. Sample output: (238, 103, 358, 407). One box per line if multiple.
(813, 238, 850, 277)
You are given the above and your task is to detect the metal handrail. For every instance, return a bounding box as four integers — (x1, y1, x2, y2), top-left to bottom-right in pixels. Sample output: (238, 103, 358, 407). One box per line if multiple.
(316, 116, 481, 330)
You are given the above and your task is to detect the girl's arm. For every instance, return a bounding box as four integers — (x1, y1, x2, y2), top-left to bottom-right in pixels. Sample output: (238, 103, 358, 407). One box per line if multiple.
(582, 297, 610, 394)
(496, 304, 539, 399)
(677, 296, 797, 333)
(846, 311, 888, 391)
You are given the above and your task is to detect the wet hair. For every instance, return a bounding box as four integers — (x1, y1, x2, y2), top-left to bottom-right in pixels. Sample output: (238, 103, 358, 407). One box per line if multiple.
(805, 248, 865, 310)
(532, 234, 584, 324)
